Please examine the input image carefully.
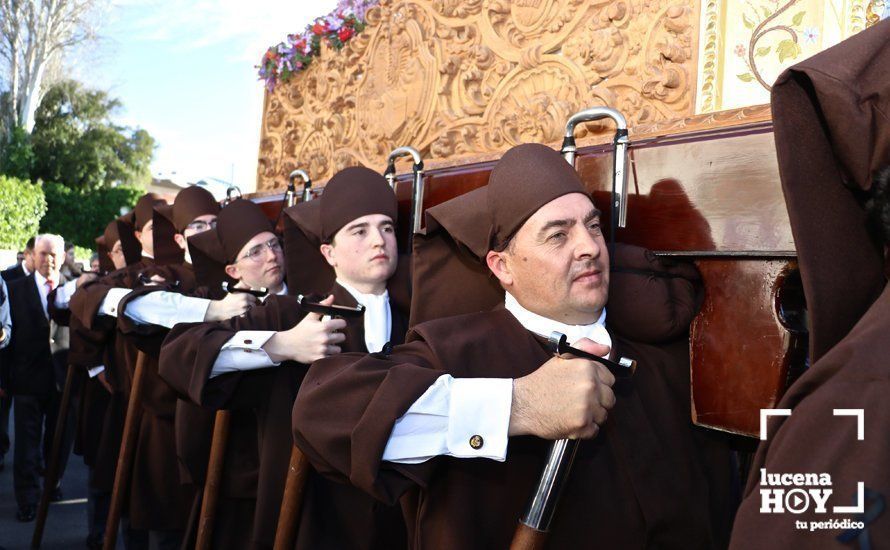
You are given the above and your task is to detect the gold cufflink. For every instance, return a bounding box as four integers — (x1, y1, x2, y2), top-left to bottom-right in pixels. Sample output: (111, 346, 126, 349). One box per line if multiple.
(469, 435, 483, 449)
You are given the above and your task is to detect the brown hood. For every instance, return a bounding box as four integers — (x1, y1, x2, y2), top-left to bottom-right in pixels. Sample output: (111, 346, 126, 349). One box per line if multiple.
(771, 18, 890, 361)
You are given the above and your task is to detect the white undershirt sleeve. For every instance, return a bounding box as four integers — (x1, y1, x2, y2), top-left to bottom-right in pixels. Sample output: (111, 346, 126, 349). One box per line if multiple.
(209, 330, 281, 378)
(52, 279, 79, 309)
(99, 288, 132, 318)
(382, 375, 513, 464)
(87, 365, 106, 378)
(123, 292, 211, 328)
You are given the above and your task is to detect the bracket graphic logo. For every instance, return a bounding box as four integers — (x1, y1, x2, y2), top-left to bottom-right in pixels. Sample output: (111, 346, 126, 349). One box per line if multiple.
(758, 408, 866, 529)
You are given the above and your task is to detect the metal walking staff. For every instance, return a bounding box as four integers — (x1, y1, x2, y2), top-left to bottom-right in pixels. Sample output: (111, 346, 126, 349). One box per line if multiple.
(511, 107, 633, 550)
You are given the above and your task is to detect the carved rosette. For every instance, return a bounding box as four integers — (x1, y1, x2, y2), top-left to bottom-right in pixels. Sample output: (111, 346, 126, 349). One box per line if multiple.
(257, 0, 700, 190)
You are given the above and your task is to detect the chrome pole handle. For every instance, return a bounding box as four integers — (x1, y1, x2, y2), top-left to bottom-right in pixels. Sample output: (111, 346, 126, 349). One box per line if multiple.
(560, 107, 630, 228)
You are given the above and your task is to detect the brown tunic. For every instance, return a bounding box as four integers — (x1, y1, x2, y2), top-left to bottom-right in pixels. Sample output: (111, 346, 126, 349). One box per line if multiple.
(729, 285, 890, 549)
(160, 283, 409, 549)
(67, 260, 154, 491)
(114, 262, 206, 531)
(292, 307, 731, 549)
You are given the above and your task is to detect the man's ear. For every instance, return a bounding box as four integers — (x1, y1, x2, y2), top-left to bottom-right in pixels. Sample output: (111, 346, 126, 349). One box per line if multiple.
(173, 233, 187, 251)
(224, 263, 240, 281)
(486, 250, 513, 287)
(319, 243, 336, 268)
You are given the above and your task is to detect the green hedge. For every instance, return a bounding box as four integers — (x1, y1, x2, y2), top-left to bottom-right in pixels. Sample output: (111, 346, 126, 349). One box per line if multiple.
(0, 176, 47, 249)
(39, 182, 144, 249)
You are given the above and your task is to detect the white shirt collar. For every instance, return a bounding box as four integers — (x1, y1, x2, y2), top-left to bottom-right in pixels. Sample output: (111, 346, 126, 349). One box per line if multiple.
(336, 279, 389, 306)
(504, 291, 611, 353)
(22, 263, 31, 276)
(33, 270, 59, 289)
(141, 251, 154, 259)
(336, 279, 391, 353)
(275, 283, 288, 296)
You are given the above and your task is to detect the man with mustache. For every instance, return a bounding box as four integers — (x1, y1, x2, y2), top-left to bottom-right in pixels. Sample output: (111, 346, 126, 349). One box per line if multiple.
(160, 168, 409, 549)
(291, 144, 732, 549)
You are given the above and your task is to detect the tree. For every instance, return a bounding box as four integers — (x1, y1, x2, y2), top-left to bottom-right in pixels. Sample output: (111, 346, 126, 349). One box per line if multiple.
(0, 0, 101, 135)
(0, 125, 35, 179)
(39, 181, 142, 248)
(30, 80, 156, 189)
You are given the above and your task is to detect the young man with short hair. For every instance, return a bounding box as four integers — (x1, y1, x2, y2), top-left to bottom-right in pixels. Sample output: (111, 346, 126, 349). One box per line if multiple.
(161, 167, 409, 549)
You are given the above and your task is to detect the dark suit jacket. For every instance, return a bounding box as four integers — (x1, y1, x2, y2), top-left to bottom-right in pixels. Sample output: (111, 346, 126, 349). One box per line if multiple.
(2, 273, 70, 395)
(1, 264, 26, 283)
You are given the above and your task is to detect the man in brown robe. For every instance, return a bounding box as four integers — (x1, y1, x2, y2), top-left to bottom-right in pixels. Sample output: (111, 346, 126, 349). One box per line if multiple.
(729, 19, 890, 549)
(107, 186, 250, 549)
(291, 143, 731, 549)
(160, 168, 410, 549)
(67, 194, 165, 547)
(66, 220, 132, 548)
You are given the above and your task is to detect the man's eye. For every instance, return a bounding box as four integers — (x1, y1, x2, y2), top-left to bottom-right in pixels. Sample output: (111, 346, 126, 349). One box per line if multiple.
(588, 223, 601, 233)
(549, 232, 566, 242)
(382, 226, 394, 233)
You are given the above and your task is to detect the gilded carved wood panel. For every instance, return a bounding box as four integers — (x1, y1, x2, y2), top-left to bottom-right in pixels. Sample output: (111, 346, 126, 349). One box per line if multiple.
(257, 0, 701, 190)
(256, 0, 888, 190)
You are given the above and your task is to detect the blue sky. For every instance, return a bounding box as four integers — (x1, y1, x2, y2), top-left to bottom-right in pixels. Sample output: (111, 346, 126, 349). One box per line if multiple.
(82, 0, 338, 192)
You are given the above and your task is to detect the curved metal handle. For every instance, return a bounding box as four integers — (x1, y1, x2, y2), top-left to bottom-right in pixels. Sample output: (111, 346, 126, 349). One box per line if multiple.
(289, 169, 313, 203)
(383, 146, 425, 237)
(560, 107, 630, 228)
(225, 186, 242, 204)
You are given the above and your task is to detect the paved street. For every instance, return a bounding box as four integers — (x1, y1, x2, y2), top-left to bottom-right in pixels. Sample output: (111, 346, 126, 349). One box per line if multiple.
(0, 408, 89, 550)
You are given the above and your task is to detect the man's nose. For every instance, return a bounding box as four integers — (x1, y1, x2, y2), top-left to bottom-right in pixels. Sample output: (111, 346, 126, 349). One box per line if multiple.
(369, 228, 386, 246)
(574, 228, 601, 260)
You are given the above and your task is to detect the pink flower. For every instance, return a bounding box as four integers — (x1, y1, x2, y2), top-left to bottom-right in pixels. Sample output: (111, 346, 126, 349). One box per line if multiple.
(734, 44, 746, 57)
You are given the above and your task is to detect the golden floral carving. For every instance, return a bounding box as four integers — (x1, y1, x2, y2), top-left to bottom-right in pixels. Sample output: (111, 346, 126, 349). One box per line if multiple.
(257, 0, 699, 190)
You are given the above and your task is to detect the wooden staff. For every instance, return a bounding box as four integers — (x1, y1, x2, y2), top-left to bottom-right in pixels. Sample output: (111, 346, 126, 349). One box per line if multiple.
(104, 351, 148, 550)
(194, 410, 231, 550)
(30, 364, 79, 549)
(272, 445, 311, 550)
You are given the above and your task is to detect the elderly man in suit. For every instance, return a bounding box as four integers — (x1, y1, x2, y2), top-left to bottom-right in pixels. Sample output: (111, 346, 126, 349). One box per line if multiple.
(2, 234, 82, 522)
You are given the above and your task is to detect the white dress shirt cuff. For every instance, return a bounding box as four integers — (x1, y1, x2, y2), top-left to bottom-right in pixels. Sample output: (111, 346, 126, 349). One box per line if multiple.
(53, 279, 79, 308)
(87, 365, 106, 378)
(382, 375, 512, 464)
(447, 377, 512, 459)
(99, 288, 131, 318)
(123, 292, 211, 328)
(209, 331, 280, 378)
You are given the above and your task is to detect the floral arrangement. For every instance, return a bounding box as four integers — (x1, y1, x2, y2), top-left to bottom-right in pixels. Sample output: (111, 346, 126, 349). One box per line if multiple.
(258, 0, 379, 91)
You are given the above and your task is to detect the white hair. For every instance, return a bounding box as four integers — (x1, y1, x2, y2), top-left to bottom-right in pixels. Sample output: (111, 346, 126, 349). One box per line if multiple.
(34, 234, 65, 253)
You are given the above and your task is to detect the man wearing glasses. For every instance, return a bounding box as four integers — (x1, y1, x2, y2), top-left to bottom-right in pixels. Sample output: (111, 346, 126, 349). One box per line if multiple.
(159, 169, 408, 549)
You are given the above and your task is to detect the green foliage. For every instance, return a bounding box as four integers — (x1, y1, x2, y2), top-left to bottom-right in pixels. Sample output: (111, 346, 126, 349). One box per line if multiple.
(0, 175, 47, 249)
(39, 181, 143, 249)
(29, 81, 156, 191)
(777, 39, 802, 63)
(73, 245, 94, 264)
(0, 126, 35, 179)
